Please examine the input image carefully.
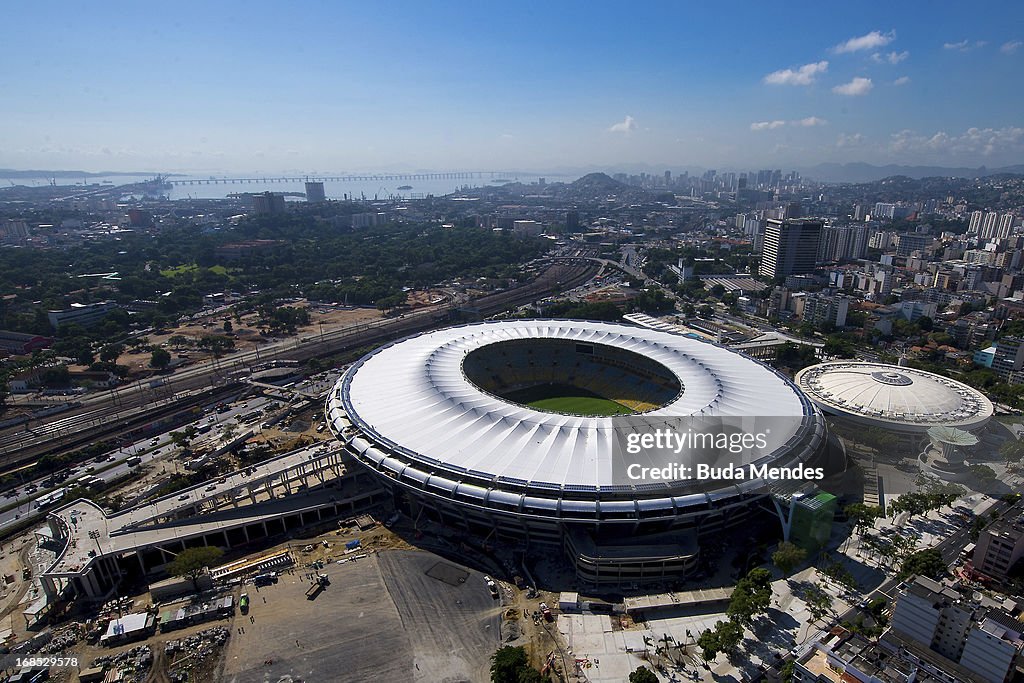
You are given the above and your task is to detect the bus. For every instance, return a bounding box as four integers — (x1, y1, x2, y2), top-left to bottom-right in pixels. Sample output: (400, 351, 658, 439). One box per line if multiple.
(33, 488, 67, 510)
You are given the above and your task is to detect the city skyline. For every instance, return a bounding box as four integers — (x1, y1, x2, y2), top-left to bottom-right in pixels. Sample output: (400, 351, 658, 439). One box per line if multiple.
(3, 0, 1023, 173)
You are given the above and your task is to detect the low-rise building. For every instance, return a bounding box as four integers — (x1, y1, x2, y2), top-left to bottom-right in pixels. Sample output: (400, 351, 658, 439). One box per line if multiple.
(47, 301, 120, 330)
(0, 330, 53, 355)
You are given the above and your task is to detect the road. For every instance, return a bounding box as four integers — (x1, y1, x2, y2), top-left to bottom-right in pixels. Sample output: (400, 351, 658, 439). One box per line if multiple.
(837, 495, 1012, 625)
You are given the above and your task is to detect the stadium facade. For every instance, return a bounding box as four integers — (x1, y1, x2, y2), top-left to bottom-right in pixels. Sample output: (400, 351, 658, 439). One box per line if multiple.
(326, 320, 831, 585)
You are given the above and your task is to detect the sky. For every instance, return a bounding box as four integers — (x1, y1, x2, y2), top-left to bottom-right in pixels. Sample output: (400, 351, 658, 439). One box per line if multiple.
(2, 0, 1023, 174)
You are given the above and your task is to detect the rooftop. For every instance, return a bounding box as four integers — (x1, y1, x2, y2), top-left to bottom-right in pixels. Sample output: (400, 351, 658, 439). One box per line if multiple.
(795, 362, 993, 432)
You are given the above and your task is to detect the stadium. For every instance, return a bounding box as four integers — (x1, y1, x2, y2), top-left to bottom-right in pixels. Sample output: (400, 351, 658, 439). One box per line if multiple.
(326, 320, 831, 585)
(794, 362, 994, 435)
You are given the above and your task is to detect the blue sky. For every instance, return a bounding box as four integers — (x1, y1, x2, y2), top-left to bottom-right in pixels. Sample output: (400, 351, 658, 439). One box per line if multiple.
(2, 0, 1022, 173)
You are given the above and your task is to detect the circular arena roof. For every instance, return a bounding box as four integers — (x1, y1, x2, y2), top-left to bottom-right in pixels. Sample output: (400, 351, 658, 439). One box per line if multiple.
(794, 362, 993, 433)
(327, 320, 822, 496)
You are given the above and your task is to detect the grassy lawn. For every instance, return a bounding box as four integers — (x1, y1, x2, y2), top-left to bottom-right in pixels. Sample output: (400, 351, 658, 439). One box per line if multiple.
(160, 263, 234, 277)
(503, 383, 634, 416)
(160, 263, 198, 277)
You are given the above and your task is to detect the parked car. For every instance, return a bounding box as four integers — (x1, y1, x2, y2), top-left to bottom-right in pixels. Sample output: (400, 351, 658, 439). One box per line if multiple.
(253, 572, 279, 587)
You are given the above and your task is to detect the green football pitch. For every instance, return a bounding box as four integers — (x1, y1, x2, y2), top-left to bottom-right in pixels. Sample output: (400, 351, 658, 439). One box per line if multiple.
(502, 383, 634, 416)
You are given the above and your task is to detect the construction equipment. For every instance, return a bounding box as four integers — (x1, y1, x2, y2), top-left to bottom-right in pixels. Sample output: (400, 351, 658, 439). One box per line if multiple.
(305, 574, 330, 600)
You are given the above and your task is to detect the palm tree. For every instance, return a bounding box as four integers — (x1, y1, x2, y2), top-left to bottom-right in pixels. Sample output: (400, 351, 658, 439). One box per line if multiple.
(659, 633, 676, 666)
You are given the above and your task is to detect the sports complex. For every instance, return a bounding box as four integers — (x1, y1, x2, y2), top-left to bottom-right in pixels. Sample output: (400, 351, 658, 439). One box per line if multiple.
(794, 361, 994, 435)
(326, 319, 834, 585)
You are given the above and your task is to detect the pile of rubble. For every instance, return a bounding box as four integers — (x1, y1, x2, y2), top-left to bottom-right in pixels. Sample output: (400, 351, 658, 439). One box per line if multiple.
(165, 626, 231, 680)
(92, 644, 153, 681)
(40, 622, 84, 653)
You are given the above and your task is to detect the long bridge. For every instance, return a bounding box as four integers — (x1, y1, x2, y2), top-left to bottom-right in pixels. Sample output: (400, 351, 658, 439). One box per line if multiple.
(168, 171, 520, 186)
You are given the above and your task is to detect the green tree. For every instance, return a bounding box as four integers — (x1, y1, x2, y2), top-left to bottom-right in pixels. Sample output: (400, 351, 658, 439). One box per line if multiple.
(845, 503, 883, 535)
(169, 427, 197, 452)
(490, 646, 538, 683)
(1000, 439, 1024, 464)
(99, 343, 123, 364)
(772, 541, 807, 575)
(698, 620, 743, 662)
(727, 568, 773, 626)
(899, 548, 946, 580)
(890, 492, 931, 520)
(166, 546, 224, 590)
(697, 627, 721, 662)
(969, 464, 997, 484)
(805, 583, 833, 623)
(41, 365, 71, 388)
(822, 560, 858, 591)
(223, 320, 233, 333)
(516, 668, 544, 683)
(150, 347, 171, 370)
(168, 335, 191, 349)
(629, 667, 658, 683)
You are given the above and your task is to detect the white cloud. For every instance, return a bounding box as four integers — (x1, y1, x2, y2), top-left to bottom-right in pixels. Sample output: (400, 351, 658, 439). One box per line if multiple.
(1001, 40, 1022, 55)
(763, 61, 829, 86)
(751, 120, 786, 131)
(832, 77, 874, 96)
(836, 133, 866, 148)
(833, 30, 895, 54)
(943, 39, 987, 52)
(608, 115, 637, 134)
(794, 116, 828, 127)
(889, 126, 1024, 157)
(871, 50, 909, 64)
(893, 76, 911, 86)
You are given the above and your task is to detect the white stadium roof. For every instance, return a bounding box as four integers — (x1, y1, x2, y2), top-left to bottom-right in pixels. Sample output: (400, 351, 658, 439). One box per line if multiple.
(329, 320, 816, 491)
(794, 362, 993, 433)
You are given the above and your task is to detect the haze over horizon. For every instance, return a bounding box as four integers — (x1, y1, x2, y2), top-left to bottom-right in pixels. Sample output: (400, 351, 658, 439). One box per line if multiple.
(3, 0, 1022, 174)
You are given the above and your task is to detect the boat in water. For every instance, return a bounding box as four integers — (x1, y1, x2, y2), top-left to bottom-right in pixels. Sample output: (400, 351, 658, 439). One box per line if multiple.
(397, 185, 413, 190)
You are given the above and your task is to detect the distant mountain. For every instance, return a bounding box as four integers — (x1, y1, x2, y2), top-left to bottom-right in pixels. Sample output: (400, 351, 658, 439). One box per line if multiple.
(0, 169, 178, 178)
(568, 172, 630, 194)
(800, 162, 1024, 183)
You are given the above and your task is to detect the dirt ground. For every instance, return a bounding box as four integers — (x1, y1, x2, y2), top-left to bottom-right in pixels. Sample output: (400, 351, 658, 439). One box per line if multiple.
(218, 549, 501, 683)
(115, 304, 384, 374)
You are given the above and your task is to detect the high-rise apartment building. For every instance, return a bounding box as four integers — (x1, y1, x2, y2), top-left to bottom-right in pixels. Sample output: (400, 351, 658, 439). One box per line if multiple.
(305, 182, 326, 203)
(895, 233, 934, 257)
(888, 576, 1023, 683)
(251, 192, 287, 215)
(758, 219, 822, 279)
(981, 212, 1000, 239)
(819, 224, 869, 262)
(992, 336, 1024, 383)
(969, 210, 985, 235)
(997, 213, 1015, 239)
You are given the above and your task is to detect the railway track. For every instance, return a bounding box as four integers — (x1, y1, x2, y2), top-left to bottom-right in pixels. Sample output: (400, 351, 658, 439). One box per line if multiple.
(0, 262, 598, 474)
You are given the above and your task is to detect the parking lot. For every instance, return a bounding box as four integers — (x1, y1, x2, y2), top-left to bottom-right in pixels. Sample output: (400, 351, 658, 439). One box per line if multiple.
(218, 549, 501, 683)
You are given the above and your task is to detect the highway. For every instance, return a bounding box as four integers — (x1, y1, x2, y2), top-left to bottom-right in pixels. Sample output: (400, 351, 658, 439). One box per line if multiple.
(0, 396, 279, 532)
(0, 359, 352, 537)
